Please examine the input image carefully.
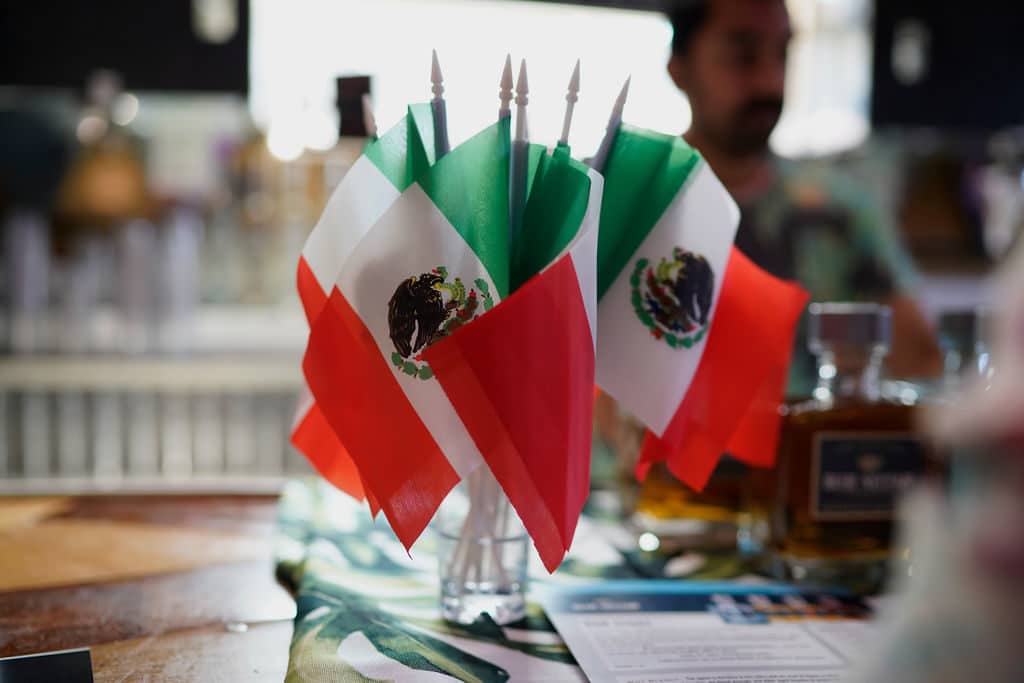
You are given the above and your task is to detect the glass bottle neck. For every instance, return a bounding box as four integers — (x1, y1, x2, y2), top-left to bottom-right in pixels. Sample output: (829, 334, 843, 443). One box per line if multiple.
(814, 348, 885, 403)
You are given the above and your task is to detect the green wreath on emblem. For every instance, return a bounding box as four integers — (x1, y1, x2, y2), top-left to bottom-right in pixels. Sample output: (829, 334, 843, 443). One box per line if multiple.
(629, 246, 715, 350)
(386, 267, 495, 381)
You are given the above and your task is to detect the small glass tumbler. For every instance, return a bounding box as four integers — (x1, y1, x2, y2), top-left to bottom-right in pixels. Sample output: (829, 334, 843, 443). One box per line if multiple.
(435, 467, 528, 625)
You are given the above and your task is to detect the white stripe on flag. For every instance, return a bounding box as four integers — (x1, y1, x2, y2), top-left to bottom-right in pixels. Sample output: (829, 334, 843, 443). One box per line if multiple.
(302, 156, 401, 293)
(337, 184, 500, 479)
(596, 162, 739, 436)
(570, 169, 603, 347)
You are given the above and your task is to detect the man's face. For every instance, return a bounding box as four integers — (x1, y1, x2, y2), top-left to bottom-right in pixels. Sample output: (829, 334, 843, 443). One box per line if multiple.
(671, 0, 791, 157)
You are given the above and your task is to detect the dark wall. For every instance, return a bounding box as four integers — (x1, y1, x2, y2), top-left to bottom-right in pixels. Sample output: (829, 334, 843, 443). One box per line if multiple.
(0, 1, 249, 93)
(872, 1, 1024, 129)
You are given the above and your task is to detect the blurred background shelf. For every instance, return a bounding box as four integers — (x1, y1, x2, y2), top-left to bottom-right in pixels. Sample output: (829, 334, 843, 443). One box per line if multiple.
(0, 352, 301, 392)
(0, 379, 309, 493)
(0, 305, 311, 494)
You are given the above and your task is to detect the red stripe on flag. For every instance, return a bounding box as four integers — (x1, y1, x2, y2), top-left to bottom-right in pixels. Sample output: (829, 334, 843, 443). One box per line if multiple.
(297, 256, 328, 324)
(426, 256, 594, 573)
(290, 401, 365, 501)
(364, 485, 382, 519)
(304, 287, 459, 550)
(725, 338, 799, 468)
(637, 248, 808, 491)
(296, 257, 382, 517)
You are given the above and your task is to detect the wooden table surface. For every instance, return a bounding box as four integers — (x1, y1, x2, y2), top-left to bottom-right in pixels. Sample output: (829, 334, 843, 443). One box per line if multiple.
(0, 495, 297, 681)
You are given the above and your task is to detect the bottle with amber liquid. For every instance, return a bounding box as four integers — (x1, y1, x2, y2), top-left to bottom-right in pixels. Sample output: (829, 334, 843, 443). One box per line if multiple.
(595, 390, 770, 554)
(773, 303, 931, 590)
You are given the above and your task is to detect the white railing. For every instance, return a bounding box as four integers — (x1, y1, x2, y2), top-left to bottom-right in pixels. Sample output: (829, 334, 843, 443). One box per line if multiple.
(0, 354, 309, 494)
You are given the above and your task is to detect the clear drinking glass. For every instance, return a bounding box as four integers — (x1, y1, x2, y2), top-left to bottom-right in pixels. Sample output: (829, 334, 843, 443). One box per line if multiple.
(435, 467, 528, 625)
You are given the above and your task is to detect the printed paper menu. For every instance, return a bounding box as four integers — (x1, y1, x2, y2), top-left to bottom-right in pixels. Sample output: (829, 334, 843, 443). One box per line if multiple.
(540, 580, 874, 683)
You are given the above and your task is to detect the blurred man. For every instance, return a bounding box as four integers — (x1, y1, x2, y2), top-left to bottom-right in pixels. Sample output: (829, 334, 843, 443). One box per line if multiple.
(667, 0, 942, 394)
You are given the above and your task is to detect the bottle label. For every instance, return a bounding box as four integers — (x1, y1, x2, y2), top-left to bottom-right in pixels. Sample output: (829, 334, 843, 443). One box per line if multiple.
(812, 432, 925, 521)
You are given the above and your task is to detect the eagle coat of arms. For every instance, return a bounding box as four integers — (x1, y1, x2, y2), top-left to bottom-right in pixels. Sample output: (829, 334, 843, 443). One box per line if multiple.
(630, 246, 715, 349)
(386, 267, 494, 380)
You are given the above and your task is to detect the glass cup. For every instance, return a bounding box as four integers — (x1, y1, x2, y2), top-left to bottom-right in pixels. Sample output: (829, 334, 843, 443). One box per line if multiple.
(435, 467, 528, 625)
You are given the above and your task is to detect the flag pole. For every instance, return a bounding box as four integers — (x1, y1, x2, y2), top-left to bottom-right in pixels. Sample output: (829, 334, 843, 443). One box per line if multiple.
(558, 59, 581, 150)
(498, 54, 514, 121)
(589, 75, 630, 174)
(509, 59, 530, 249)
(431, 49, 451, 158)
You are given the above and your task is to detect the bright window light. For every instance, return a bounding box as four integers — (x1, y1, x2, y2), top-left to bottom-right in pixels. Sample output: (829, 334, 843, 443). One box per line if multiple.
(250, 0, 871, 160)
(249, 0, 691, 157)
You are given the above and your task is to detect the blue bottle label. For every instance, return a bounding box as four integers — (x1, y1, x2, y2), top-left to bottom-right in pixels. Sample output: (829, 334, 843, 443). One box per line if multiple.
(812, 432, 925, 521)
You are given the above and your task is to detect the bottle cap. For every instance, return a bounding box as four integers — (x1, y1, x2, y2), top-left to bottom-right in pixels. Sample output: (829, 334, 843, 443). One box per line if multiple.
(808, 302, 892, 352)
(336, 76, 372, 137)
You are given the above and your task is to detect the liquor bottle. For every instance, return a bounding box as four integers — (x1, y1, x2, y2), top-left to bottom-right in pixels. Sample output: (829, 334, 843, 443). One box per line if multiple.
(322, 76, 374, 195)
(773, 302, 933, 588)
(55, 70, 149, 351)
(597, 391, 771, 554)
(632, 457, 772, 554)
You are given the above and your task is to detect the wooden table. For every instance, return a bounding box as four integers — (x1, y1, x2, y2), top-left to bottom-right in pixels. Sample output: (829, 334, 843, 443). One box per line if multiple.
(0, 495, 297, 681)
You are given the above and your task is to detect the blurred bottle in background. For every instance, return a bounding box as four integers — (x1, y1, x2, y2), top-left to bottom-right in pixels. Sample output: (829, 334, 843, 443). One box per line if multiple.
(0, 104, 68, 353)
(594, 393, 772, 558)
(772, 303, 941, 592)
(158, 203, 203, 352)
(323, 76, 374, 194)
(4, 210, 51, 352)
(54, 69, 150, 352)
(632, 457, 771, 556)
(118, 217, 159, 353)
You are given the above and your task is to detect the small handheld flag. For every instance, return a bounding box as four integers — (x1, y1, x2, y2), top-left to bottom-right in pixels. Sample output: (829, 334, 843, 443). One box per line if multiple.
(594, 125, 808, 491)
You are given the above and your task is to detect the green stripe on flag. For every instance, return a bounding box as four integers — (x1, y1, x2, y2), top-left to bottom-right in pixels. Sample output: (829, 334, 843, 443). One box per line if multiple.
(525, 143, 548, 201)
(407, 103, 436, 181)
(596, 124, 702, 300)
(511, 146, 591, 291)
(419, 116, 512, 298)
(362, 103, 435, 191)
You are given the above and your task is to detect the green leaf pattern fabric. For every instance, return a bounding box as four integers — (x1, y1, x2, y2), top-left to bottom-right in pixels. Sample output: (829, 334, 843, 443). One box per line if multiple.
(276, 478, 759, 681)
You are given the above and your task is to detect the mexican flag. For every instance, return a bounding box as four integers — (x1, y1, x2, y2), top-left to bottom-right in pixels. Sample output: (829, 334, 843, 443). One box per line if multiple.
(298, 101, 598, 571)
(596, 125, 809, 491)
(301, 116, 509, 551)
(292, 105, 437, 505)
(425, 145, 600, 572)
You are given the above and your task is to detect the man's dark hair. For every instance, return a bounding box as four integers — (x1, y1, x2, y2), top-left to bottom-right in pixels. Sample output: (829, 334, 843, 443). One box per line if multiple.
(668, 0, 710, 56)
